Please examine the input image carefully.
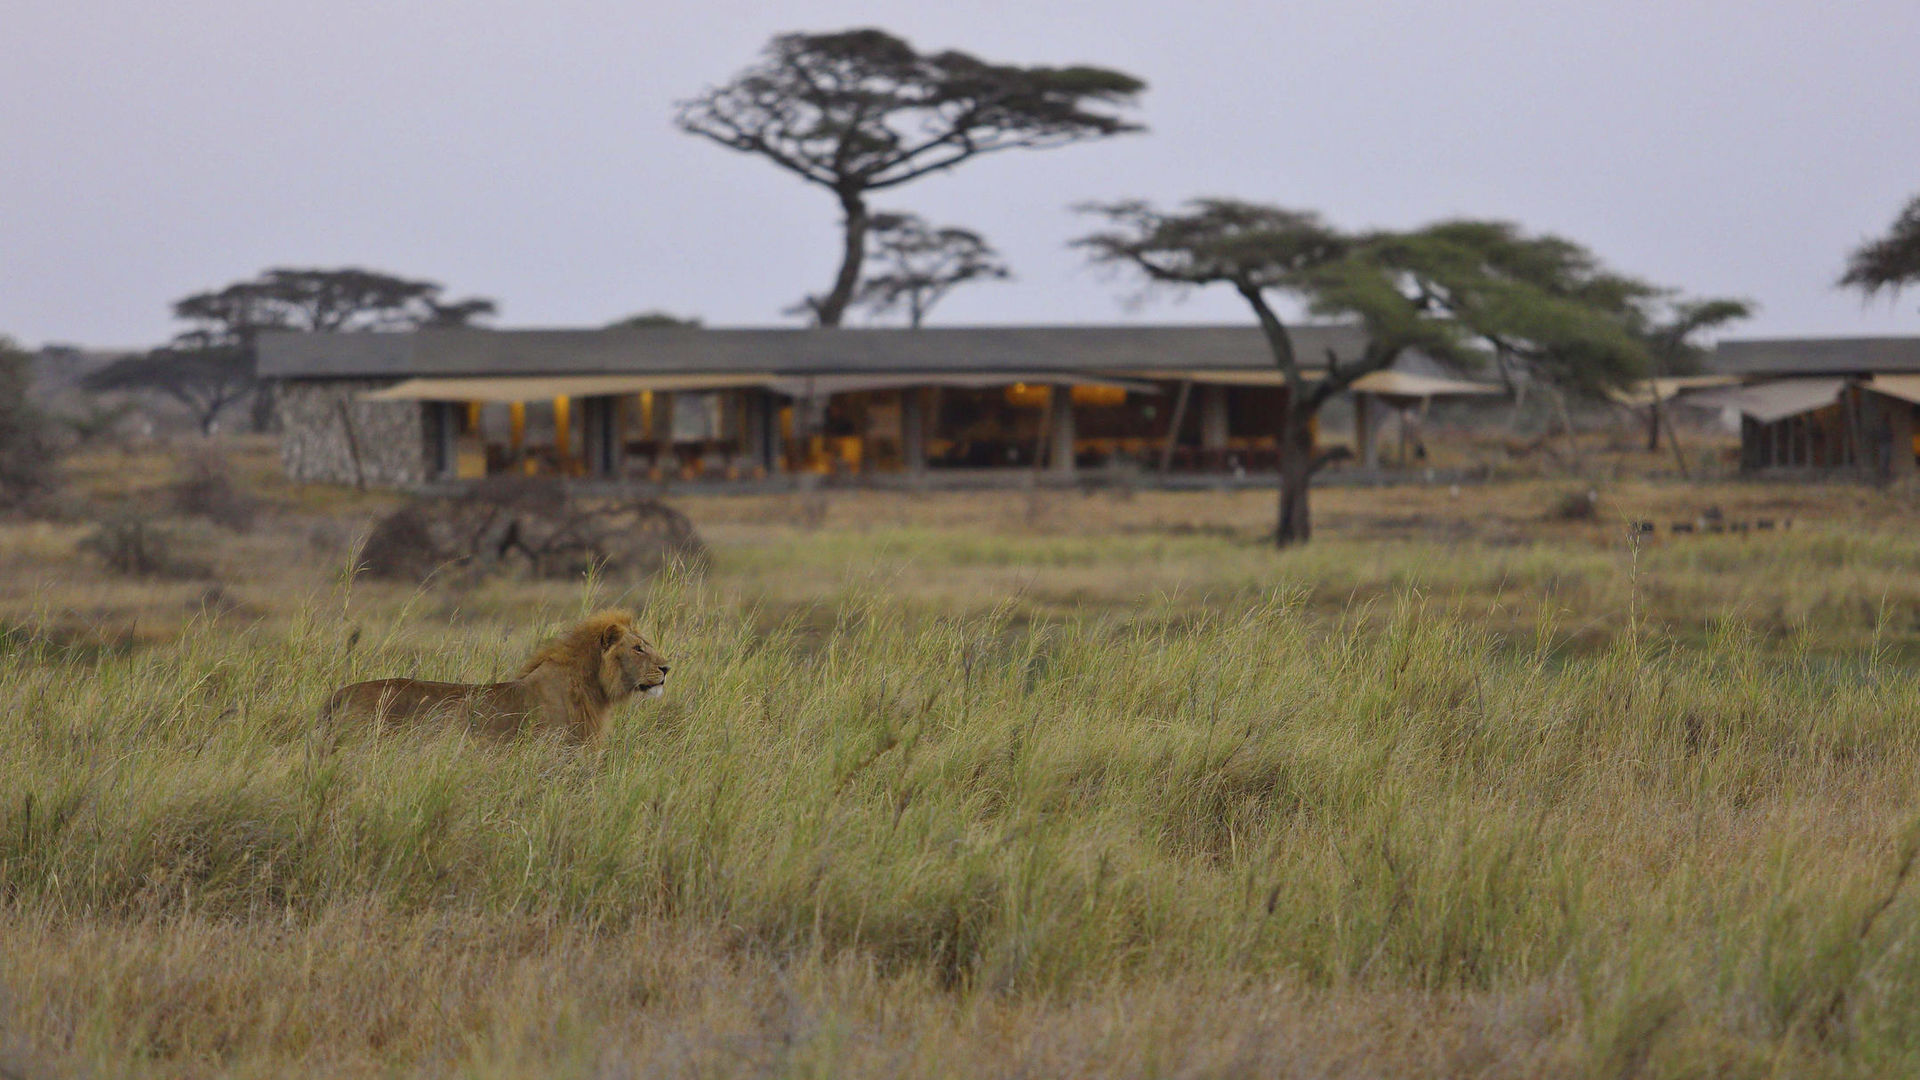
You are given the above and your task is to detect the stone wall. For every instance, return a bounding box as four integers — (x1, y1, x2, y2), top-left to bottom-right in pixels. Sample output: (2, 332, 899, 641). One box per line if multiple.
(276, 379, 429, 487)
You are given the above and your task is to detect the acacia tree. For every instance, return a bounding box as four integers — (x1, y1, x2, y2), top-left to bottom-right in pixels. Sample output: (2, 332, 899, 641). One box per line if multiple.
(1841, 194, 1920, 306)
(93, 269, 497, 435)
(677, 28, 1142, 327)
(174, 267, 496, 341)
(1635, 297, 1754, 450)
(82, 341, 256, 435)
(1078, 199, 1656, 545)
(181, 268, 496, 430)
(846, 212, 1010, 327)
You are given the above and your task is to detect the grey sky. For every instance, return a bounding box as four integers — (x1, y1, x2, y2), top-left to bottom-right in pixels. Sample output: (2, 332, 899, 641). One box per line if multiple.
(5, 0, 1918, 348)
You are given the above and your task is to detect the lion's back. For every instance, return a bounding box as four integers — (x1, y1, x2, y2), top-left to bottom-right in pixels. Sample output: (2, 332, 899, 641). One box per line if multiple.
(320, 677, 532, 734)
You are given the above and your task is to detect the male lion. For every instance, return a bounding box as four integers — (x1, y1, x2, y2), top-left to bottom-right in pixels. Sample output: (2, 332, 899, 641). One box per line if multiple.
(320, 609, 669, 743)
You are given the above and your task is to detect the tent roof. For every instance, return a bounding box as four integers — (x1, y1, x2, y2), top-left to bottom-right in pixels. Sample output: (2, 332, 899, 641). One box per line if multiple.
(1129, 369, 1502, 398)
(1608, 374, 1740, 407)
(1680, 377, 1846, 422)
(1867, 373, 1920, 406)
(1348, 370, 1504, 398)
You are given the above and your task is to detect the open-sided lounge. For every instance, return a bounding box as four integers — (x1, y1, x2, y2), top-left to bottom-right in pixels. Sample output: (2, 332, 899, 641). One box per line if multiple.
(260, 324, 1500, 488)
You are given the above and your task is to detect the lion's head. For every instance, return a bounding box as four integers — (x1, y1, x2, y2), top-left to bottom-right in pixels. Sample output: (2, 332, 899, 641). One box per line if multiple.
(518, 609, 670, 702)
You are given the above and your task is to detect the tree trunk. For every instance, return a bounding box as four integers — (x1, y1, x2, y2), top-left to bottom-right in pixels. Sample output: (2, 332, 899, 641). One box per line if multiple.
(812, 189, 870, 327)
(1275, 405, 1313, 547)
(249, 379, 278, 433)
(1646, 401, 1660, 452)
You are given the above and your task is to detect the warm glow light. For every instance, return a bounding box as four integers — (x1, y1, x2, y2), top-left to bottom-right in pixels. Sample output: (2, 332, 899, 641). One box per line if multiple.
(554, 396, 572, 462)
(1070, 384, 1127, 407)
(1004, 383, 1052, 408)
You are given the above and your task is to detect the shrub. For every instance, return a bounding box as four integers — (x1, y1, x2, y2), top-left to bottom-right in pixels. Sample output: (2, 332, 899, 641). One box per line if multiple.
(0, 336, 63, 512)
(1545, 488, 1599, 521)
(168, 449, 259, 532)
(78, 512, 210, 579)
(355, 477, 706, 584)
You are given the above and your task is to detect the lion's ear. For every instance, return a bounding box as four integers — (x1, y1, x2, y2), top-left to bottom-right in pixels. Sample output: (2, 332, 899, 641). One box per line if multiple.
(600, 623, 627, 650)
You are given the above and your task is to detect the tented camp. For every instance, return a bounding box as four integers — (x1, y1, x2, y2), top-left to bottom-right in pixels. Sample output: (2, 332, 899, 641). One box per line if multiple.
(260, 325, 1501, 489)
(1697, 337, 1920, 478)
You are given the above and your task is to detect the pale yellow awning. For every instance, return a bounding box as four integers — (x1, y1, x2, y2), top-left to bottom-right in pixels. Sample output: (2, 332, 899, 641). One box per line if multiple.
(360, 373, 779, 402)
(769, 372, 1159, 397)
(1349, 370, 1504, 398)
(1867, 374, 1920, 406)
(1130, 368, 1501, 397)
(1607, 374, 1740, 408)
(1130, 368, 1306, 387)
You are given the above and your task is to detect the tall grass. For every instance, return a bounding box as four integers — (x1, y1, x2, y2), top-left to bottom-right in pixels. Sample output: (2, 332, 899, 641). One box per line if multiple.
(5, 567, 1920, 1076)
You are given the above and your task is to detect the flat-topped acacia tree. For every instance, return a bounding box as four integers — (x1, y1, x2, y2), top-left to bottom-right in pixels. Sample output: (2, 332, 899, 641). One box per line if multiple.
(850, 212, 1011, 328)
(1078, 200, 1657, 546)
(676, 28, 1144, 327)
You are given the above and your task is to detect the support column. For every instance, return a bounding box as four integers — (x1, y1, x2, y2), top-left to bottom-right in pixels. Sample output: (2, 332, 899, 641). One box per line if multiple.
(1199, 384, 1229, 454)
(650, 391, 675, 474)
(1158, 380, 1193, 472)
(581, 397, 600, 477)
(902, 388, 927, 475)
(1893, 401, 1918, 479)
(1356, 393, 1378, 470)
(741, 390, 766, 476)
(581, 396, 619, 477)
(1875, 393, 1916, 480)
(1049, 384, 1076, 478)
(423, 401, 456, 480)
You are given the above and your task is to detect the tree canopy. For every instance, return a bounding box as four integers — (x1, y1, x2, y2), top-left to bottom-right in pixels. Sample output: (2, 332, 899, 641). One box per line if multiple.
(843, 212, 1010, 328)
(174, 267, 497, 344)
(1841, 194, 1920, 307)
(1077, 198, 1677, 544)
(605, 311, 704, 330)
(81, 344, 255, 436)
(91, 268, 498, 436)
(677, 28, 1143, 327)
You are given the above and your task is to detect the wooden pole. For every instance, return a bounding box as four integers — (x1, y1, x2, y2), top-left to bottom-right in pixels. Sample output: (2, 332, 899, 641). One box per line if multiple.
(1049, 384, 1077, 478)
(1158, 379, 1193, 472)
(1653, 393, 1690, 479)
(1356, 392, 1375, 470)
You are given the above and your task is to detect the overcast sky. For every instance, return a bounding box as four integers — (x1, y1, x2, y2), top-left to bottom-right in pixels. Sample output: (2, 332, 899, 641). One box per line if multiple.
(5, 0, 1918, 348)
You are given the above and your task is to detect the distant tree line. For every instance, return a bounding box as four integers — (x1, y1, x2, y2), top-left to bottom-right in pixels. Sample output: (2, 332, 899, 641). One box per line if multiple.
(83, 268, 497, 435)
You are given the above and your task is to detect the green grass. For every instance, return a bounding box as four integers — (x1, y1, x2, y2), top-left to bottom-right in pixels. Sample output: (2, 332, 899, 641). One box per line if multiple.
(7, 560, 1920, 1076)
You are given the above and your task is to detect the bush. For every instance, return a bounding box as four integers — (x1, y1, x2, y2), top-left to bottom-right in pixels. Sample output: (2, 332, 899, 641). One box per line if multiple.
(78, 512, 210, 579)
(1545, 488, 1599, 522)
(356, 477, 707, 584)
(0, 337, 63, 512)
(169, 449, 259, 532)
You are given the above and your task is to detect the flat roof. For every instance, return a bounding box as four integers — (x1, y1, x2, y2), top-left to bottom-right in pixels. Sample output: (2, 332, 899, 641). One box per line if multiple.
(258, 324, 1374, 380)
(1713, 336, 1920, 376)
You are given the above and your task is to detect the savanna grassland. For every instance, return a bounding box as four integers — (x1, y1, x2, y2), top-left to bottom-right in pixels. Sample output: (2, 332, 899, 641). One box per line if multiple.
(7, 439, 1920, 1078)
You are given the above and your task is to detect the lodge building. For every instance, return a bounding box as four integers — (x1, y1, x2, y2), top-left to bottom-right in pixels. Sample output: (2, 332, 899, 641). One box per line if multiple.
(259, 324, 1498, 488)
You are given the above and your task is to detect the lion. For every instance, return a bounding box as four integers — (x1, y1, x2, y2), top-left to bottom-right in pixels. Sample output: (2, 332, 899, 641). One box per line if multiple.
(319, 609, 669, 744)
